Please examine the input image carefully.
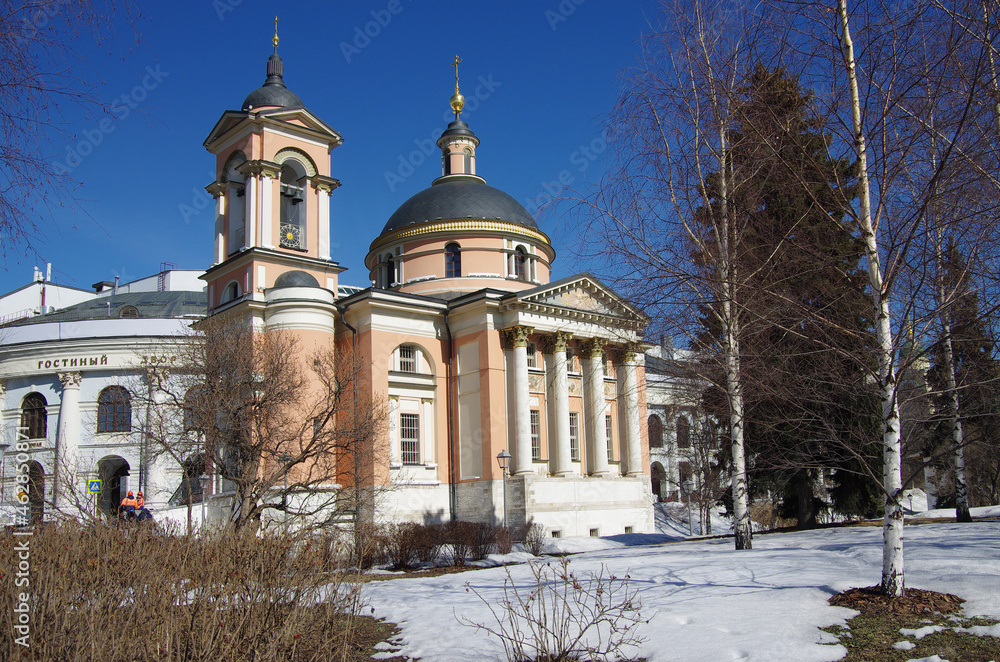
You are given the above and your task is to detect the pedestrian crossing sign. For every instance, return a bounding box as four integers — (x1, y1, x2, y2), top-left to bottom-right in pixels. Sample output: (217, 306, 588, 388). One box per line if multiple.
(87, 479, 102, 494)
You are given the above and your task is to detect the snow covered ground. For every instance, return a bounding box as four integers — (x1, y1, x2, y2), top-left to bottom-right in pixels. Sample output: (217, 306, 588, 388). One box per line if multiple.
(364, 510, 1000, 661)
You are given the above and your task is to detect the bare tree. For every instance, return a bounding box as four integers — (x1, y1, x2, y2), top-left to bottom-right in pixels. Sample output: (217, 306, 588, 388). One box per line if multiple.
(0, 1, 143, 258)
(579, 0, 762, 550)
(133, 316, 386, 532)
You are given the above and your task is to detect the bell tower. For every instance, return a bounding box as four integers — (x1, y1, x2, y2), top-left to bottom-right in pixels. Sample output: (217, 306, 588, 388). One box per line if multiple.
(201, 20, 345, 319)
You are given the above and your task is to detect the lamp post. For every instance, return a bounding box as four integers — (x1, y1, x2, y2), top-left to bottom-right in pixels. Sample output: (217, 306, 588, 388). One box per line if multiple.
(279, 453, 292, 533)
(198, 473, 210, 533)
(496, 449, 511, 529)
(683, 479, 694, 537)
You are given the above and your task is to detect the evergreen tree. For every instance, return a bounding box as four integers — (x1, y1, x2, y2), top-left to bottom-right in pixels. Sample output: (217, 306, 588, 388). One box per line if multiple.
(926, 243, 1000, 509)
(694, 66, 880, 527)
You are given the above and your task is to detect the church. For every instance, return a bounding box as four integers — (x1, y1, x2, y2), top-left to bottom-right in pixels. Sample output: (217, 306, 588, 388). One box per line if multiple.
(0, 35, 656, 537)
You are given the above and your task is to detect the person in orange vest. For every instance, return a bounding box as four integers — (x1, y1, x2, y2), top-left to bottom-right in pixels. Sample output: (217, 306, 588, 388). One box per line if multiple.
(120, 491, 138, 517)
(136, 491, 145, 509)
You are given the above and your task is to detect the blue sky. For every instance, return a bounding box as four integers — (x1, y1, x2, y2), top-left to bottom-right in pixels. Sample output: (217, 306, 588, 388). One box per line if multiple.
(4, 0, 659, 295)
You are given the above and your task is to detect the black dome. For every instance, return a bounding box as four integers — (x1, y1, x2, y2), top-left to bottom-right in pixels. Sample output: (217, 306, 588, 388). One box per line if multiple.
(273, 270, 319, 288)
(241, 53, 304, 112)
(381, 177, 538, 235)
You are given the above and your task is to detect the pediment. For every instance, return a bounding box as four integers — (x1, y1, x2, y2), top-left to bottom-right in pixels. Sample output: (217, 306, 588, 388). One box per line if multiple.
(204, 108, 342, 151)
(515, 274, 646, 322)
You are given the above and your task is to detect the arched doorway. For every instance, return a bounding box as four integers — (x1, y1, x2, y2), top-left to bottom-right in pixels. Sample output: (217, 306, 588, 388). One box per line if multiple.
(26, 461, 44, 525)
(97, 456, 130, 519)
(651, 462, 666, 501)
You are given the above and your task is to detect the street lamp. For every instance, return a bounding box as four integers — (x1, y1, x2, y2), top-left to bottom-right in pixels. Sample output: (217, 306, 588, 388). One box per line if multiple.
(279, 453, 292, 533)
(496, 449, 511, 529)
(198, 473, 210, 533)
(683, 479, 694, 537)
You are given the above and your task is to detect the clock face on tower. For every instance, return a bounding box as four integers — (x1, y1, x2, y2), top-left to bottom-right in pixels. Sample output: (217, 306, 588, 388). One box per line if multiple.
(280, 222, 302, 249)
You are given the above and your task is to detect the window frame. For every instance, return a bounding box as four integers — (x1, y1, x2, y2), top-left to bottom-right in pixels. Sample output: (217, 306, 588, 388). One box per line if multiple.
(445, 242, 461, 278)
(97, 386, 132, 434)
(530, 410, 541, 460)
(400, 413, 420, 465)
(20, 393, 48, 440)
(569, 412, 580, 462)
(676, 416, 691, 449)
(648, 414, 663, 448)
(397, 345, 417, 373)
(605, 414, 614, 461)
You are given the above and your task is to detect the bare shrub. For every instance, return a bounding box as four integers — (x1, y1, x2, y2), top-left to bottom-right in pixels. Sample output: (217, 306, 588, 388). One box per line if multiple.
(463, 557, 646, 662)
(520, 522, 546, 556)
(470, 522, 497, 561)
(445, 520, 478, 567)
(385, 522, 422, 570)
(0, 521, 365, 662)
(353, 520, 388, 569)
(496, 526, 515, 555)
(414, 523, 444, 563)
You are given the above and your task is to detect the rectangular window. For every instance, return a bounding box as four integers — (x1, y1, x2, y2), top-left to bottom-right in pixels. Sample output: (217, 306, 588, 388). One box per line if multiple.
(530, 410, 540, 460)
(526, 342, 538, 369)
(606, 414, 614, 461)
(565, 346, 576, 372)
(569, 412, 580, 462)
(400, 413, 420, 465)
(398, 346, 416, 373)
(589, 528, 600, 537)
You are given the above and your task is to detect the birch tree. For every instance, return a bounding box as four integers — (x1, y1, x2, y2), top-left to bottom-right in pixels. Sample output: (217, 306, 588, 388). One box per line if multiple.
(580, 0, 762, 549)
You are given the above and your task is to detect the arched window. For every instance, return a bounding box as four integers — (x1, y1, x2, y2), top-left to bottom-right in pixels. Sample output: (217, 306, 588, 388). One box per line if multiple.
(648, 415, 663, 448)
(676, 416, 690, 449)
(385, 254, 397, 287)
(183, 388, 202, 433)
(119, 305, 139, 319)
(279, 161, 307, 250)
(514, 247, 526, 281)
(97, 386, 132, 433)
(445, 243, 461, 278)
(222, 281, 241, 304)
(224, 151, 247, 252)
(20, 393, 47, 439)
(463, 147, 473, 173)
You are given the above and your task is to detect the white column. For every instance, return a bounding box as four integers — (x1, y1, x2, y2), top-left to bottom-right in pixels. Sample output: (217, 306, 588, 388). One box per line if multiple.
(388, 397, 400, 467)
(260, 173, 274, 248)
(213, 189, 226, 265)
(511, 326, 534, 475)
(552, 332, 573, 476)
(245, 175, 257, 247)
(56, 372, 82, 509)
(585, 339, 610, 476)
(317, 185, 331, 260)
(422, 398, 434, 463)
(623, 350, 643, 476)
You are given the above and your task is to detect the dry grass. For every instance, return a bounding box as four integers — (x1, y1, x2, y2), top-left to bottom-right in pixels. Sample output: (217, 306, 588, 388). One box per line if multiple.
(825, 587, 1000, 661)
(0, 522, 379, 661)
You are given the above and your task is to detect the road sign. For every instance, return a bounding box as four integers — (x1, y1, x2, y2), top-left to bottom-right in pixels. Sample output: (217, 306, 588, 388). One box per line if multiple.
(87, 479, 102, 494)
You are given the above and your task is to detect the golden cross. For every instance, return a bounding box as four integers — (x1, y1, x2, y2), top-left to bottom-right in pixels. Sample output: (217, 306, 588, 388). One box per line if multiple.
(452, 55, 462, 87)
(273, 16, 279, 49)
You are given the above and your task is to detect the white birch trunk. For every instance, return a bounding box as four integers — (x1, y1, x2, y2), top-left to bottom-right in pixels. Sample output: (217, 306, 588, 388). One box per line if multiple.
(934, 232, 971, 522)
(837, 0, 904, 596)
(717, 120, 753, 551)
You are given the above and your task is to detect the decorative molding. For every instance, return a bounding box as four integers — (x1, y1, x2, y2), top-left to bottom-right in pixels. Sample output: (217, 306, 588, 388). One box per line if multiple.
(58, 372, 83, 389)
(500, 325, 533, 350)
(205, 181, 228, 198)
(274, 147, 318, 177)
(311, 174, 341, 193)
(582, 338, 607, 357)
(237, 159, 282, 179)
(371, 219, 552, 254)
